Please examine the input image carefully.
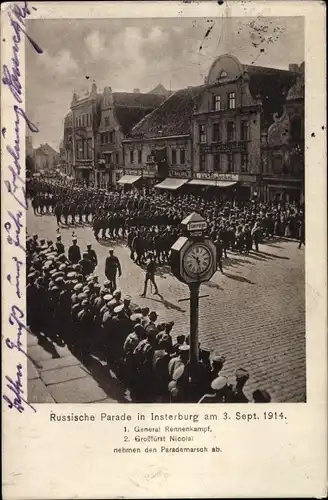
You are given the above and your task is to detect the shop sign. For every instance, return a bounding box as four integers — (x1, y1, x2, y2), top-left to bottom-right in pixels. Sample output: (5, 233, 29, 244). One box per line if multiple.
(123, 166, 157, 177)
(168, 169, 192, 178)
(200, 141, 248, 154)
(75, 161, 94, 169)
(195, 173, 239, 181)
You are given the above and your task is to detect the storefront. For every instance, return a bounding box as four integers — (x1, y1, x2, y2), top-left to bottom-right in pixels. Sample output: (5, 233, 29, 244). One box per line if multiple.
(74, 161, 94, 184)
(185, 173, 257, 203)
(262, 178, 303, 204)
(116, 166, 158, 192)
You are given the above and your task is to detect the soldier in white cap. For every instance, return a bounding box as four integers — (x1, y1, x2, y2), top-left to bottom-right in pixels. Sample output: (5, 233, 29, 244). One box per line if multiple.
(198, 376, 228, 403)
(226, 368, 250, 403)
(68, 236, 81, 264)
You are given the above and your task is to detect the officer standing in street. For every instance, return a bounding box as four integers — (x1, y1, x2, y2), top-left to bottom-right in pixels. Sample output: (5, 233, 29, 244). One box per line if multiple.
(68, 237, 81, 264)
(105, 249, 122, 294)
(86, 243, 98, 272)
(56, 234, 65, 256)
(140, 253, 159, 297)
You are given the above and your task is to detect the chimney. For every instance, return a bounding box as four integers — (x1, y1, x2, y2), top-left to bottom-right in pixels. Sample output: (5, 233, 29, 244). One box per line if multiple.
(133, 88, 141, 93)
(289, 64, 299, 73)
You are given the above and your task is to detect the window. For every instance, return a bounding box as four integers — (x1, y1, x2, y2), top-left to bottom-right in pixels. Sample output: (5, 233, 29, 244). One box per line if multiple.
(199, 154, 206, 172)
(290, 117, 302, 142)
(228, 92, 236, 109)
(105, 116, 109, 127)
(100, 133, 104, 144)
(138, 150, 142, 164)
(75, 117, 78, 127)
(171, 148, 177, 165)
(130, 150, 134, 164)
(180, 148, 185, 164)
(227, 121, 235, 141)
(241, 153, 249, 172)
(240, 121, 249, 141)
(212, 95, 221, 111)
(199, 124, 207, 143)
(227, 153, 235, 172)
(212, 123, 221, 142)
(116, 152, 119, 165)
(109, 131, 115, 143)
(213, 154, 221, 172)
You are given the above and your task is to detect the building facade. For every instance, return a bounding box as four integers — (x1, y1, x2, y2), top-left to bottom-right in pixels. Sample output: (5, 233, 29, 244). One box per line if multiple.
(122, 86, 203, 188)
(34, 143, 59, 172)
(261, 63, 304, 203)
(191, 54, 298, 199)
(63, 84, 167, 187)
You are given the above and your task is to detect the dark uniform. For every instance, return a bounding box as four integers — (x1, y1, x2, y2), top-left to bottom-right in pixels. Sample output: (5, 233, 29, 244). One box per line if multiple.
(141, 256, 159, 297)
(87, 245, 98, 271)
(68, 240, 81, 264)
(105, 250, 122, 294)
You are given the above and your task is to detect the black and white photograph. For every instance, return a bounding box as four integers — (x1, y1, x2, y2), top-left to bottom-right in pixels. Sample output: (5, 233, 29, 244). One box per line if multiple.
(24, 14, 306, 405)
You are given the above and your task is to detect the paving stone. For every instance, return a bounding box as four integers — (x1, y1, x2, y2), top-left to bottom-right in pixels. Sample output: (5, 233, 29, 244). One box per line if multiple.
(27, 358, 40, 380)
(28, 345, 58, 363)
(27, 207, 306, 403)
(41, 365, 89, 386)
(47, 377, 108, 403)
(27, 332, 39, 347)
(28, 378, 55, 403)
(39, 355, 81, 372)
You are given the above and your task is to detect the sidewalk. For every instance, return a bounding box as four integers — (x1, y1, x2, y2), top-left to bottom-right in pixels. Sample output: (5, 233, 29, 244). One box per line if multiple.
(27, 331, 129, 404)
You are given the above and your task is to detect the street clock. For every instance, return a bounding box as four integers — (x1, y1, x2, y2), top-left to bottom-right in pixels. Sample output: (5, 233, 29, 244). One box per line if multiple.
(171, 212, 217, 284)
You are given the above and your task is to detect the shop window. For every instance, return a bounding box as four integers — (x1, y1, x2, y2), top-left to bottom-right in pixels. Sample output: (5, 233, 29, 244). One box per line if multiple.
(171, 148, 177, 165)
(227, 121, 235, 141)
(180, 148, 185, 164)
(199, 154, 206, 172)
(138, 150, 142, 164)
(240, 121, 249, 141)
(199, 124, 207, 143)
(105, 116, 109, 127)
(212, 123, 221, 142)
(212, 95, 221, 111)
(213, 154, 221, 172)
(228, 92, 236, 109)
(130, 150, 134, 164)
(241, 153, 249, 172)
(227, 153, 234, 172)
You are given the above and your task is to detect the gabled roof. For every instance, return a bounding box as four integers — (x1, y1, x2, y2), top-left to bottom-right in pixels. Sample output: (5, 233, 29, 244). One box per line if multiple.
(112, 92, 166, 109)
(245, 65, 298, 129)
(128, 86, 204, 140)
(35, 143, 59, 156)
(111, 92, 167, 136)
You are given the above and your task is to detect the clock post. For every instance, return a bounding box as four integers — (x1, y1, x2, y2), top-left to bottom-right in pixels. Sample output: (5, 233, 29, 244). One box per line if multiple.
(170, 212, 217, 384)
(189, 281, 201, 378)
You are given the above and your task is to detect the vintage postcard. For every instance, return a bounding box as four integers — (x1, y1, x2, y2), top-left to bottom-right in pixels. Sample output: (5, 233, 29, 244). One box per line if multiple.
(1, 0, 327, 498)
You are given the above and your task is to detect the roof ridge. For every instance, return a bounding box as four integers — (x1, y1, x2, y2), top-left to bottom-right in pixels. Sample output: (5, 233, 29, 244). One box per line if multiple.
(128, 89, 181, 136)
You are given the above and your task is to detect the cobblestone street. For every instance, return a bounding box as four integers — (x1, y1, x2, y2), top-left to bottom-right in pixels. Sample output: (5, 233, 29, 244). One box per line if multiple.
(27, 207, 306, 403)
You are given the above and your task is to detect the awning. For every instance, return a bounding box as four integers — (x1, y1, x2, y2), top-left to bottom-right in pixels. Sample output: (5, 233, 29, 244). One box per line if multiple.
(117, 175, 142, 185)
(155, 178, 189, 190)
(188, 179, 237, 187)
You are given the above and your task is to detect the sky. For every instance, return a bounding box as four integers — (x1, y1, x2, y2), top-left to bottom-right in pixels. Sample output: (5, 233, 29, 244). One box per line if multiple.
(26, 16, 304, 151)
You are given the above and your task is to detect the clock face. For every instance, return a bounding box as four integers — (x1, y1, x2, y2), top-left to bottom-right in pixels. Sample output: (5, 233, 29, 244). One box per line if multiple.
(183, 243, 213, 278)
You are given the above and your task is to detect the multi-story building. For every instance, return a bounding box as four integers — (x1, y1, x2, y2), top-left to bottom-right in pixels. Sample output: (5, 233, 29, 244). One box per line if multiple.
(70, 82, 101, 183)
(34, 143, 59, 172)
(191, 54, 298, 200)
(95, 87, 166, 189)
(261, 63, 304, 203)
(122, 86, 203, 190)
(64, 84, 167, 187)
